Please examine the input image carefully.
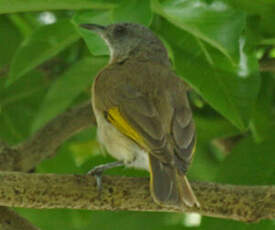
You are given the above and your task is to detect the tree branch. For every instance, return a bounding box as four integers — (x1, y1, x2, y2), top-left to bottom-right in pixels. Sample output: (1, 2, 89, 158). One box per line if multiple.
(0, 206, 40, 230)
(0, 102, 94, 229)
(0, 102, 95, 172)
(0, 172, 274, 223)
(259, 58, 275, 73)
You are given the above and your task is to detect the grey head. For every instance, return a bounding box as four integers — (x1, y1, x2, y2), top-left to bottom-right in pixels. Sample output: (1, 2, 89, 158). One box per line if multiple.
(80, 22, 170, 65)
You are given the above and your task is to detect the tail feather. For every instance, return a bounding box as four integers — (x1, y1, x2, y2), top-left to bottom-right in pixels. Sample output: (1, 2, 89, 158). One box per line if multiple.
(149, 155, 180, 206)
(149, 154, 199, 208)
(178, 174, 200, 207)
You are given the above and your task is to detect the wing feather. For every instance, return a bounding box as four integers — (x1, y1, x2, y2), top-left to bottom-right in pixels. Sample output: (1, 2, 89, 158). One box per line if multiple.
(172, 107, 196, 171)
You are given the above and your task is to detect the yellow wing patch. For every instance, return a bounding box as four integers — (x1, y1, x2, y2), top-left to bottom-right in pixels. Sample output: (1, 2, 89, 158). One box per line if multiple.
(107, 107, 147, 149)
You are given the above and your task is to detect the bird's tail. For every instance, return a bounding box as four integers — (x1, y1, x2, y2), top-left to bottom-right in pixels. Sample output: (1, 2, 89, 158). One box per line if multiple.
(149, 154, 200, 208)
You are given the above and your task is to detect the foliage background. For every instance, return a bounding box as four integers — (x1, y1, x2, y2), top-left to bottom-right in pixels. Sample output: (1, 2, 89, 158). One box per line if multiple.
(0, 0, 274, 229)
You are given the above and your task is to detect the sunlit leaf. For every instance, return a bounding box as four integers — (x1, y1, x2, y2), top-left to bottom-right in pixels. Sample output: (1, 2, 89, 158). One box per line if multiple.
(152, 0, 246, 63)
(70, 140, 101, 167)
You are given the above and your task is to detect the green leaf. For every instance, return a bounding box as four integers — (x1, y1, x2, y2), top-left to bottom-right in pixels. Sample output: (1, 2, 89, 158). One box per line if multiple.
(16, 208, 183, 230)
(7, 20, 80, 85)
(0, 70, 47, 144)
(215, 133, 275, 185)
(223, 0, 275, 37)
(195, 115, 240, 142)
(156, 19, 260, 129)
(200, 217, 274, 230)
(113, 0, 152, 26)
(73, 10, 113, 56)
(0, 0, 115, 14)
(32, 56, 108, 132)
(0, 16, 22, 68)
(152, 0, 246, 63)
(189, 115, 240, 181)
(7, 14, 33, 38)
(250, 74, 275, 142)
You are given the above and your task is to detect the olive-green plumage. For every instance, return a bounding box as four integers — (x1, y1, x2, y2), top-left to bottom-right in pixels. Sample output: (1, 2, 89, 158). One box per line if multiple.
(81, 22, 199, 208)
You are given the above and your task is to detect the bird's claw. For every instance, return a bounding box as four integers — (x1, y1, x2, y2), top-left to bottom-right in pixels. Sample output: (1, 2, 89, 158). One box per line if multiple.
(87, 161, 124, 192)
(88, 166, 104, 191)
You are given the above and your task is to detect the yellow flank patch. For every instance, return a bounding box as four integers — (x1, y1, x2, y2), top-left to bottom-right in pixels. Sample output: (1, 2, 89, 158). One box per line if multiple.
(107, 107, 146, 149)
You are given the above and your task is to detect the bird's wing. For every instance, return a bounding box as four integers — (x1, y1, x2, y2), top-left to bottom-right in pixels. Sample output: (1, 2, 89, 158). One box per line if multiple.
(171, 106, 196, 172)
(105, 82, 173, 164)
(96, 64, 195, 169)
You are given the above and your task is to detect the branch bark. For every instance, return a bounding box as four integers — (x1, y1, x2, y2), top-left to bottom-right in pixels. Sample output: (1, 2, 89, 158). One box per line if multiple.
(0, 102, 95, 172)
(0, 172, 274, 223)
(259, 58, 275, 73)
(0, 102, 94, 229)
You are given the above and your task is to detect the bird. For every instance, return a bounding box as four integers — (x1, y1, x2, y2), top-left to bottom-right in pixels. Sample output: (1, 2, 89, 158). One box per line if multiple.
(80, 22, 200, 208)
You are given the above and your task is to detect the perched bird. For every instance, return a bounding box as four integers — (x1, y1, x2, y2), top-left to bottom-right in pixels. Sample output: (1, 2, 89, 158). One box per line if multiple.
(80, 22, 200, 208)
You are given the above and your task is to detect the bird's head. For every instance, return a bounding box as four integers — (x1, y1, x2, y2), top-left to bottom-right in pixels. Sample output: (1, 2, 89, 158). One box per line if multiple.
(80, 22, 169, 64)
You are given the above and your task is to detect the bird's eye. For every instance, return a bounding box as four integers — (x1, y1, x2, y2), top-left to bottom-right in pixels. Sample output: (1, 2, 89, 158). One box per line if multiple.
(113, 25, 126, 36)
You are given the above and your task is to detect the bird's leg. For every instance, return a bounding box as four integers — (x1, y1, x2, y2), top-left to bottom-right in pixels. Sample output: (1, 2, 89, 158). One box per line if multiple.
(87, 161, 124, 191)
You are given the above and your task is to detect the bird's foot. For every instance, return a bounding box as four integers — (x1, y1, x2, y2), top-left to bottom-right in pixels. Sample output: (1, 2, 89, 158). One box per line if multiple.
(87, 161, 124, 191)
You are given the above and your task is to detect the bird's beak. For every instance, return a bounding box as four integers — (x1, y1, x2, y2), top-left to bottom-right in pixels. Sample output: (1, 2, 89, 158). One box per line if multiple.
(80, 24, 106, 34)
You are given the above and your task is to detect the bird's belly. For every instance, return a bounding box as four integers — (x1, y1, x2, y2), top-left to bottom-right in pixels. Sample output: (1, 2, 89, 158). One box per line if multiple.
(95, 110, 149, 171)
